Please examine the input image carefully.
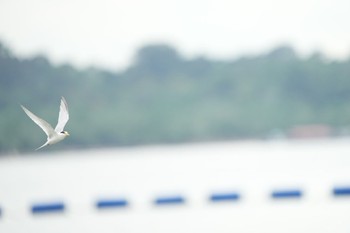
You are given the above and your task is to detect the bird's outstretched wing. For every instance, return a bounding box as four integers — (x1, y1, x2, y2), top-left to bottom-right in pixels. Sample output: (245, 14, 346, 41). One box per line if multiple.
(21, 105, 55, 137)
(55, 97, 69, 133)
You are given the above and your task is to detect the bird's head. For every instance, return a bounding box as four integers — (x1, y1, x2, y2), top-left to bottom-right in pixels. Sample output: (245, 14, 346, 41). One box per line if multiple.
(60, 131, 70, 136)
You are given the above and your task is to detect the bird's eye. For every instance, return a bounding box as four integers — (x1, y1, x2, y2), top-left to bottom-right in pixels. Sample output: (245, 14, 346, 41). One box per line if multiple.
(61, 131, 65, 134)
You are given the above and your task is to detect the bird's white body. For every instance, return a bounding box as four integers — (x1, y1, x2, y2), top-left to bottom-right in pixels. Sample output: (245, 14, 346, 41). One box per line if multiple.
(36, 132, 69, 150)
(21, 97, 70, 150)
(49, 133, 68, 144)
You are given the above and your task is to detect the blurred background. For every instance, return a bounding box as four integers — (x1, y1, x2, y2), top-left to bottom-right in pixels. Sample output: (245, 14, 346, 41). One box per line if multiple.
(0, 0, 350, 232)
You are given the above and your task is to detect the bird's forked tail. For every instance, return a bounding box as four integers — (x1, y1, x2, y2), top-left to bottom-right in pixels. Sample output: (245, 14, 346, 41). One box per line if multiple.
(35, 142, 49, 150)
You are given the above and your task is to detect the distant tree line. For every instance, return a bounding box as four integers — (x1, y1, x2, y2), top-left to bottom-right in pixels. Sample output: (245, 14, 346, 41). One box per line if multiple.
(1, 41, 350, 153)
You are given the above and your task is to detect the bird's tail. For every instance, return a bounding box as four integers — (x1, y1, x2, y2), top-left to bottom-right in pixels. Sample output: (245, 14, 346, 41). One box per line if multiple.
(35, 142, 49, 151)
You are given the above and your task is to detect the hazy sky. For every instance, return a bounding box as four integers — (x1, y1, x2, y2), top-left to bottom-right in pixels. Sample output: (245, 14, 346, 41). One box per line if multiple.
(0, 0, 349, 71)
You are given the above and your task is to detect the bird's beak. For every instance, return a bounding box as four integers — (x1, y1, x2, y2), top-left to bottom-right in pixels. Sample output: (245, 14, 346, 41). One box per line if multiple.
(65, 132, 70, 136)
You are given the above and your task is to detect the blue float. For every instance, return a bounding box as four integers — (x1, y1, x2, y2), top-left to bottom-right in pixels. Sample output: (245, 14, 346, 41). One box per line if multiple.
(271, 190, 303, 199)
(96, 199, 128, 209)
(31, 202, 65, 214)
(154, 196, 185, 205)
(210, 192, 240, 202)
(333, 187, 350, 196)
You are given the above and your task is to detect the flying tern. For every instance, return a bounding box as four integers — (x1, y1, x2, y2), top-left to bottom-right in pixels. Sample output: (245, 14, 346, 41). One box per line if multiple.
(21, 97, 70, 150)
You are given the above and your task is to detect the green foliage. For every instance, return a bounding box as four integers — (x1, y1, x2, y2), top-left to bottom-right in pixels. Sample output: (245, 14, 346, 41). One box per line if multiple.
(1, 41, 350, 153)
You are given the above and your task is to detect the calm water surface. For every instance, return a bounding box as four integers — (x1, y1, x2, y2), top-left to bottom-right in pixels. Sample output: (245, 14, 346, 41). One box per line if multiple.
(1, 139, 350, 233)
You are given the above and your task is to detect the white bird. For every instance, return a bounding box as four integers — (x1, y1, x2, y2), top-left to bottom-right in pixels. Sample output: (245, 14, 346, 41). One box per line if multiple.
(21, 97, 70, 150)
